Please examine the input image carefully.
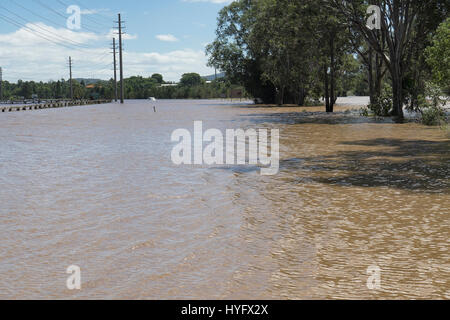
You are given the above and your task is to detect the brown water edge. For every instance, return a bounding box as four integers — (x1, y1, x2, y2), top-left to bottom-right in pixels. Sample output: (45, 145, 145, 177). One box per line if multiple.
(0, 99, 448, 300)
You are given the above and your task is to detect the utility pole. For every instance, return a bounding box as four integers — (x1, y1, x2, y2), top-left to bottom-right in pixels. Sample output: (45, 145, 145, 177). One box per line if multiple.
(0, 67, 3, 101)
(68, 57, 73, 100)
(112, 38, 118, 102)
(116, 13, 125, 104)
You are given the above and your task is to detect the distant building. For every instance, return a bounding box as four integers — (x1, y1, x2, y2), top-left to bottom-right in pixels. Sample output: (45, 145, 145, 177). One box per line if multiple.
(161, 83, 178, 87)
(86, 84, 101, 89)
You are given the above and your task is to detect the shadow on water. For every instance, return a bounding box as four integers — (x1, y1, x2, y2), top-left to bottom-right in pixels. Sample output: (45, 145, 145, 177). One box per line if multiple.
(281, 138, 450, 193)
(233, 104, 306, 109)
(240, 111, 397, 125)
(233, 108, 449, 192)
(210, 165, 261, 174)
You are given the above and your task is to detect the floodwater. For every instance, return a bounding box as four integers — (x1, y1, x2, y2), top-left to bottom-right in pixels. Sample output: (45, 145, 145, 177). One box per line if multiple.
(0, 99, 448, 300)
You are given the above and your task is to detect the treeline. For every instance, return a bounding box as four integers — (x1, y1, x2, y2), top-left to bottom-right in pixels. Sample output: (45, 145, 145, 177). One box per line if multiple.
(124, 73, 246, 100)
(207, 0, 450, 118)
(0, 73, 246, 101)
(1, 79, 76, 100)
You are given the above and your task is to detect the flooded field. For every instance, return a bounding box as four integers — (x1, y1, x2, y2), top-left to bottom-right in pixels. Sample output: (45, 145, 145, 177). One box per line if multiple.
(0, 99, 448, 299)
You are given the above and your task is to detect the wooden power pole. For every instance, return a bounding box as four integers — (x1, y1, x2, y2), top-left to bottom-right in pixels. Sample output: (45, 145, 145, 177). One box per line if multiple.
(112, 38, 118, 102)
(117, 14, 125, 104)
(69, 57, 73, 100)
(0, 67, 3, 101)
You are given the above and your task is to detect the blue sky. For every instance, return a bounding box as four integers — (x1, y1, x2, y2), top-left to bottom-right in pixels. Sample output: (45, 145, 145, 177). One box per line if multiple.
(0, 0, 232, 82)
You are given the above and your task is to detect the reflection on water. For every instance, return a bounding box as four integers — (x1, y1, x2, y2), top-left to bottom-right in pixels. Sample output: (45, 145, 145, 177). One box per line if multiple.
(0, 100, 448, 299)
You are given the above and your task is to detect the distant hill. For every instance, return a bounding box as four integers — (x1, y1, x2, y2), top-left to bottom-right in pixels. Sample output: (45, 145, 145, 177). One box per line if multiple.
(202, 72, 226, 81)
(74, 78, 103, 85)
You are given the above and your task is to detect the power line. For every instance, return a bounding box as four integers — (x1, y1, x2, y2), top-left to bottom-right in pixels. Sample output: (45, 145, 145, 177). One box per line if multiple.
(32, 0, 100, 34)
(0, 11, 110, 56)
(9, 0, 70, 31)
(9, 0, 108, 43)
(0, 3, 92, 49)
(54, 0, 112, 29)
(0, 13, 86, 51)
(0, 1, 116, 84)
(73, 0, 114, 23)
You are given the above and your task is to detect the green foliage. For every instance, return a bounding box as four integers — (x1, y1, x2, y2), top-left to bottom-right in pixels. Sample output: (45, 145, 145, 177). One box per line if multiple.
(417, 82, 448, 126)
(1, 76, 243, 101)
(368, 86, 393, 117)
(151, 73, 164, 84)
(359, 107, 369, 117)
(426, 18, 450, 91)
(1, 79, 74, 100)
(339, 54, 367, 97)
(207, 0, 368, 105)
(421, 106, 447, 126)
(180, 73, 204, 87)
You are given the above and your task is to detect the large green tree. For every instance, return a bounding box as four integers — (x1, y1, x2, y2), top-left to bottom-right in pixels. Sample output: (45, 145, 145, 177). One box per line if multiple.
(207, 0, 278, 103)
(426, 18, 450, 92)
(332, 0, 449, 118)
(180, 73, 204, 87)
(207, 0, 353, 109)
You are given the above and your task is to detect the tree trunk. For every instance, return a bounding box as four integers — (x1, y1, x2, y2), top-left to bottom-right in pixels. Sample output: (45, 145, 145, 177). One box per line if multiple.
(375, 52, 383, 98)
(324, 64, 330, 112)
(391, 62, 404, 118)
(298, 87, 305, 106)
(279, 86, 285, 105)
(329, 36, 335, 113)
(368, 48, 375, 104)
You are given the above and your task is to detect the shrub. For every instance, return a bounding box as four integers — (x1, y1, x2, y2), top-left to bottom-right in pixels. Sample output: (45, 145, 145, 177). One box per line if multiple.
(368, 87, 392, 117)
(359, 107, 369, 117)
(417, 82, 448, 126)
(421, 105, 447, 126)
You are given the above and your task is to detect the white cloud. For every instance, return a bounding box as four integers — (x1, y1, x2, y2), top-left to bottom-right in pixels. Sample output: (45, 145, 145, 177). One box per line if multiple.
(124, 49, 212, 81)
(0, 23, 213, 83)
(80, 8, 112, 15)
(156, 34, 179, 42)
(182, 0, 233, 3)
(0, 22, 100, 46)
(106, 29, 138, 41)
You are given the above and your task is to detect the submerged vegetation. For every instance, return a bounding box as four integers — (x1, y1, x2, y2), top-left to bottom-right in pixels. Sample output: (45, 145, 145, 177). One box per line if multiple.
(206, 0, 449, 123)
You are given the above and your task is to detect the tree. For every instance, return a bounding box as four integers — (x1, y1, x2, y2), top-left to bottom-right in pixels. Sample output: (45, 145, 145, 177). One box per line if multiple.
(207, 0, 353, 109)
(331, 0, 449, 118)
(21, 81, 33, 99)
(311, 1, 352, 112)
(72, 80, 86, 99)
(151, 73, 164, 84)
(180, 73, 204, 87)
(251, 0, 321, 105)
(426, 18, 450, 92)
(347, 21, 387, 103)
(207, 0, 278, 104)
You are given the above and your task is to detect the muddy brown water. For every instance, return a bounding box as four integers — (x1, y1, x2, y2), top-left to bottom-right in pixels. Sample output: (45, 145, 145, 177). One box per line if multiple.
(0, 99, 448, 299)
